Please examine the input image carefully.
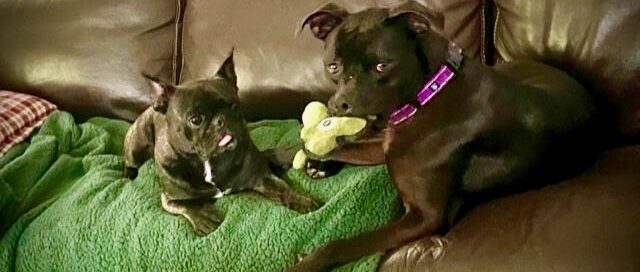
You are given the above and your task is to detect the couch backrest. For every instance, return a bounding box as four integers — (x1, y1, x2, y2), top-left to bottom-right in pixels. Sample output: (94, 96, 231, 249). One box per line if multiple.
(493, 0, 640, 140)
(6, 0, 635, 136)
(0, 0, 178, 121)
(0, 0, 486, 121)
(178, 0, 486, 120)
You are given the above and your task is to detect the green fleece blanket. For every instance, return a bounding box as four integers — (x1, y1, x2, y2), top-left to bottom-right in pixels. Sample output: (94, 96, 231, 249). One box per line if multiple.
(0, 111, 400, 272)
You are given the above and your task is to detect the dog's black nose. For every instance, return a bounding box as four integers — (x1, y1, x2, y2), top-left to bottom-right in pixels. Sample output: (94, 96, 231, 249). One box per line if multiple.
(328, 97, 352, 116)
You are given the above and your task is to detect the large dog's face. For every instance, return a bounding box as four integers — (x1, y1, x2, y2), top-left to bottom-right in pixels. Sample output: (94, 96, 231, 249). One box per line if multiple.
(303, 1, 442, 130)
(149, 53, 246, 163)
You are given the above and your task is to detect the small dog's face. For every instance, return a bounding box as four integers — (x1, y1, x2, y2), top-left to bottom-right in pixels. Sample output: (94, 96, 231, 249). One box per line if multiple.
(149, 53, 245, 161)
(303, 1, 442, 130)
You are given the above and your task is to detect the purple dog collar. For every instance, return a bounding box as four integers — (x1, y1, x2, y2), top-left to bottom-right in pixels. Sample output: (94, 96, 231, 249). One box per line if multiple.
(388, 64, 457, 126)
(388, 104, 418, 125)
(417, 65, 455, 106)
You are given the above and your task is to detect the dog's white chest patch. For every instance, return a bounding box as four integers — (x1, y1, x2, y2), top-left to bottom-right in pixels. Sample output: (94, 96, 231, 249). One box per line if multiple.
(213, 188, 232, 199)
(204, 161, 232, 199)
(204, 160, 215, 185)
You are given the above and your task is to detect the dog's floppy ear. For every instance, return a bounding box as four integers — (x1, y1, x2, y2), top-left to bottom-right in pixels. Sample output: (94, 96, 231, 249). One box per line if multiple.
(215, 48, 237, 87)
(301, 3, 349, 40)
(388, 1, 443, 34)
(143, 73, 175, 114)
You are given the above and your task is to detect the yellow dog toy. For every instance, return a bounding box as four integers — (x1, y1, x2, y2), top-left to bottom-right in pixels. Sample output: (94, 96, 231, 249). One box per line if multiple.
(292, 101, 367, 169)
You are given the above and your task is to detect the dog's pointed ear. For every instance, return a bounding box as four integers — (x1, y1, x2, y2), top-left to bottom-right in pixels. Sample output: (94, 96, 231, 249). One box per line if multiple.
(300, 3, 349, 41)
(388, 1, 443, 34)
(143, 73, 175, 114)
(215, 48, 237, 87)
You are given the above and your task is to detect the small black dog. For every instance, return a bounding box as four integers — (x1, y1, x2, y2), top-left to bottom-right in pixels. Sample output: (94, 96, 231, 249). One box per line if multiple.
(124, 52, 318, 236)
(288, 1, 606, 271)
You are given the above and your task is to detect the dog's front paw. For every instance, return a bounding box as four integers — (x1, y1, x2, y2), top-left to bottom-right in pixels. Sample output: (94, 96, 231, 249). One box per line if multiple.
(285, 255, 327, 272)
(285, 248, 338, 272)
(287, 196, 322, 214)
(124, 167, 138, 180)
(305, 160, 343, 179)
(184, 205, 223, 236)
(192, 218, 219, 236)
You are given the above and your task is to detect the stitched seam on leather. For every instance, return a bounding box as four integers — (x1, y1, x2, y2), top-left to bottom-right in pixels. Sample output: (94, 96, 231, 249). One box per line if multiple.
(481, 0, 486, 65)
(493, 5, 501, 63)
(173, 0, 187, 84)
(171, 0, 178, 84)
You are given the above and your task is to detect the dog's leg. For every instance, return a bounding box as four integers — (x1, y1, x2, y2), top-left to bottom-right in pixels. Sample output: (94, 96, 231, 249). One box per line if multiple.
(289, 129, 466, 271)
(305, 137, 386, 179)
(123, 131, 151, 179)
(286, 206, 436, 272)
(461, 135, 545, 195)
(253, 174, 320, 213)
(329, 137, 386, 165)
(123, 110, 155, 179)
(263, 146, 298, 170)
(305, 160, 344, 179)
(461, 155, 529, 194)
(161, 193, 222, 236)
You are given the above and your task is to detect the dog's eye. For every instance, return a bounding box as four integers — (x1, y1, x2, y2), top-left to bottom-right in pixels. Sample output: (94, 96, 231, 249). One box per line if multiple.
(214, 116, 225, 128)
(375, 63, 389, 73)
(327, 62, 341, 74)
(188, 115, 204, 127)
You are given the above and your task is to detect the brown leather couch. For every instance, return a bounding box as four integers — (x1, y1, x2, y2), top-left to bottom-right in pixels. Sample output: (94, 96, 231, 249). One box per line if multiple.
(1, 0, 638, 271)
(0, 0, 178, 121)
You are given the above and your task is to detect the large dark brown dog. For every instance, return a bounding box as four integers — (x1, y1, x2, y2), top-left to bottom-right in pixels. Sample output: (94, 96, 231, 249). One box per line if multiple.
(287, 1, 606, 271)
(124, 52, 318, 236)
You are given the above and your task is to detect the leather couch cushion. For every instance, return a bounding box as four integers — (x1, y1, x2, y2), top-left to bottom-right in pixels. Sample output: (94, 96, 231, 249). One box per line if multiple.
(0, 0, 177, 121)
(493, 0, 640, 141)
(379, 144, 640, 272)
(179, 0, 483, 120)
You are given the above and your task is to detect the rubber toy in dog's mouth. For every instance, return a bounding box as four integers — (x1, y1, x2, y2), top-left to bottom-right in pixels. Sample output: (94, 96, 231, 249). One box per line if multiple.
(292, 101, 367, 169)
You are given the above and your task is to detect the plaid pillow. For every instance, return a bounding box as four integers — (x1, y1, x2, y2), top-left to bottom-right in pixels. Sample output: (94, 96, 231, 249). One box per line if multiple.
(0, 91, 57, 156)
